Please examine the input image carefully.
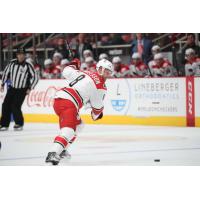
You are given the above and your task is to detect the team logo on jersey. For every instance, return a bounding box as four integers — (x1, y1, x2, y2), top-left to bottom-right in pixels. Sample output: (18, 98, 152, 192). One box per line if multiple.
(111, 99, 126, 111)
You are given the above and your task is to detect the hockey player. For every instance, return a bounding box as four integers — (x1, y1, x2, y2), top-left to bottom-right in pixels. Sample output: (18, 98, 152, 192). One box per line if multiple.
(51, 52, 63, 78)
(151, 53, 177, 77)
(148, 45, 161, 69)
(99, 53, 109, 61)
(45, 59, 113, 165)
(129, 53, 149, 77)
(112, 56, 129, 78)
(70, 58, 81, 70)
(42, 59, 53, 79)
(80, 56, 96, 72)
(184, 48, 200, 76)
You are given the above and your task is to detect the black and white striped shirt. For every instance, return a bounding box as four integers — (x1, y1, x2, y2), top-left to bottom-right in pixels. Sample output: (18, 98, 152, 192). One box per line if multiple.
(1, 59, 39, 89)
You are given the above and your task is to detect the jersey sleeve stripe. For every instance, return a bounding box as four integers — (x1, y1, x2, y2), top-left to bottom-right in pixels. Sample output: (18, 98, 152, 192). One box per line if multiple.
(75, 89, 84, 103)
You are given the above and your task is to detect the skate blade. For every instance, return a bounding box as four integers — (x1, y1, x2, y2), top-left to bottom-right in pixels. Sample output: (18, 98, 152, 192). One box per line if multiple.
(59, 157, 71, 165)
(45, 160, 60, 166)
(14, 128, 23, 131)
(60, 155, 71, 160)
(45, 162, 53, 166)
(0, 128, 9, 131)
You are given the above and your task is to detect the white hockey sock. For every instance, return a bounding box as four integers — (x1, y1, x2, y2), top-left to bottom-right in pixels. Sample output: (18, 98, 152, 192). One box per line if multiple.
(51, 142, 64, 155)
(52, 127, 75, 154)
(68, 122, 85, 145)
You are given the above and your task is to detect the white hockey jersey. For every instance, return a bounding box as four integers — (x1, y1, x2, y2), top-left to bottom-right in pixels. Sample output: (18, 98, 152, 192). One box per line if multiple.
(129, 62, 149, 77)
(151, 59, 177, 77)
(185, 58, 200, 76)
(55, 67, 106, 116)
(148, 60, 156, 69)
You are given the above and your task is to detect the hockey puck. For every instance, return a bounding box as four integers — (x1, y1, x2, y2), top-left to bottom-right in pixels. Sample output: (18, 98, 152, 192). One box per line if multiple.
(154, 159, 160, 162)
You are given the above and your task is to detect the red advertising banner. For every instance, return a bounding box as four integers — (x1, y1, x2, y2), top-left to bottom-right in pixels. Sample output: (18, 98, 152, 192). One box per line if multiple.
(186, 77, 195, 127)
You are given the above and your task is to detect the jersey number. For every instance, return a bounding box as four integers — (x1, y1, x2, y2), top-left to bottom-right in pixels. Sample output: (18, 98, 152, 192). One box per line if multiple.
(69, 74, 85, 87)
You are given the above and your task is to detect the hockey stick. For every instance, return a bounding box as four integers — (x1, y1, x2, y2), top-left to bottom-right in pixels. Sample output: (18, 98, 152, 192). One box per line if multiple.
(65, 37, 74, 61)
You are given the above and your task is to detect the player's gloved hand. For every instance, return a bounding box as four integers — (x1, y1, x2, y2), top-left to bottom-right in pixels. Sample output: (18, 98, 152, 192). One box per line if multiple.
(91, 111, 103, 121)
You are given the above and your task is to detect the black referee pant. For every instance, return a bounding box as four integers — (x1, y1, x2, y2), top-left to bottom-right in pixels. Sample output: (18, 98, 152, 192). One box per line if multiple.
(0, 87, 27, 127)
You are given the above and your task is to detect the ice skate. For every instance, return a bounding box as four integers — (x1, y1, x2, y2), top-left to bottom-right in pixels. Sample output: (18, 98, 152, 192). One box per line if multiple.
(13, 124, 23, 131)
(0, 126, 8, 131)
(45, 152, 61, 165)
(60, 149, 71, 159)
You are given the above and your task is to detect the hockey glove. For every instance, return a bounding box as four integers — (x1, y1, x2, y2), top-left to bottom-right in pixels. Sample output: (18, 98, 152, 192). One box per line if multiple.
(91, 111, 103, 121)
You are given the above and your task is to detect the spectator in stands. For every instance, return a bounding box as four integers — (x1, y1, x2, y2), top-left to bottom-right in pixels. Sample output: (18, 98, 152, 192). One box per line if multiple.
(131, 33, 153, 64)
(121, 33, 132, 44)
(148, 45, 161, 69)
(109, 33, 124, 45)
(151, 53, 177, 77)
(83, 49, 93, 60)
(151, 45, 161, 55)
(99, 53, 109, 61)
(60, 59, 69, 72)
(100, 34, 112, 46)
(43, 59, 53, 79)
(84, 57, 96, 72)
(112, 56, 129, 78)
(51, 52, 62, 78)
(129, 53, 149, 77)
(54, 37, 69, 59)
(100, 33, 132, 45)
(184, 48, 200, 76)
(181, 33, 200, 65)
(53, 52, 62, 65)
(75, 33, 93, 62)
(26, 54, 41, 78)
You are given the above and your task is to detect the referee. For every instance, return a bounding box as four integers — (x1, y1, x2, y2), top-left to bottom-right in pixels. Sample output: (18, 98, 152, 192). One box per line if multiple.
(0, 48, 39, 131)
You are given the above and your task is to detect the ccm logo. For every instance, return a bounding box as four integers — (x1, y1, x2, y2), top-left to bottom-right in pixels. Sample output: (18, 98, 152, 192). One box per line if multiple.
(188, 81, 193, 115)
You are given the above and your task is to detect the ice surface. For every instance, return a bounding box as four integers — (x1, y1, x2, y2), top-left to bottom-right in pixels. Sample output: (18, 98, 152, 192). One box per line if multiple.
(0, 123, 200, 166)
